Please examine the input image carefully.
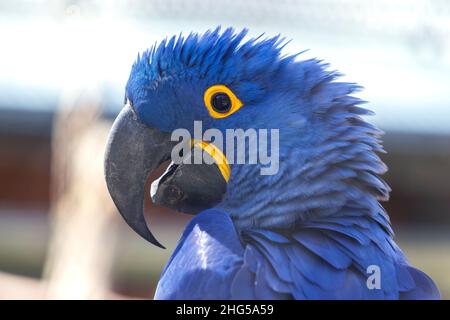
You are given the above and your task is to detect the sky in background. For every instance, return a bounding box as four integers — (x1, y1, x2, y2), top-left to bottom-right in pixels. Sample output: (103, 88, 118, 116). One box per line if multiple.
(0, 0, 449, 133)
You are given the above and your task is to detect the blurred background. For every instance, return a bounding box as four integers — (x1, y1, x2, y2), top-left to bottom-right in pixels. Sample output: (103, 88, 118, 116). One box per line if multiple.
(0, 0, 449, 299)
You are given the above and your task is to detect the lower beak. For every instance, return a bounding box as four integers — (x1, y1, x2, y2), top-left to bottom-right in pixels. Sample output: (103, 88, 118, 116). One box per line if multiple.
(104, 105, 174, 248)
(151, 158, 227, 215)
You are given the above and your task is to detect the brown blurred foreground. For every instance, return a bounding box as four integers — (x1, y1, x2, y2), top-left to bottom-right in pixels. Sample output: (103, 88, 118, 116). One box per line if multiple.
(0, 88, 122, 299)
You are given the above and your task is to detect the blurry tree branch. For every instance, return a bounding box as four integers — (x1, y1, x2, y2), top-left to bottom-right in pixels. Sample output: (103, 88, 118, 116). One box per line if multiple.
(0, 87, 151, 300)
(41, 87, 121, 299)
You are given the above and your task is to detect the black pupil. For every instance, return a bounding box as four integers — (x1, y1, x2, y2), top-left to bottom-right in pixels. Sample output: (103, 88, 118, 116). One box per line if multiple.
(211, 93, 231, 113)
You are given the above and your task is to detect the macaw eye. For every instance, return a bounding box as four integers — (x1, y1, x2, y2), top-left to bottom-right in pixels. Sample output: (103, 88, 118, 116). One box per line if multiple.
(204, 84, 243, 118)
(211, 92, 231, 113)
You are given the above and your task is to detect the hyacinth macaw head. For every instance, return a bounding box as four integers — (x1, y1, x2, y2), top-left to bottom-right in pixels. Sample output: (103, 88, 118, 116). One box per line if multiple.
(105, 27, 388, 247)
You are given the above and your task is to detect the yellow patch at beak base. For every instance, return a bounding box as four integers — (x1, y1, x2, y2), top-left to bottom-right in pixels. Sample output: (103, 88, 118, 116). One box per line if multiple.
(191, 139, 230, 182)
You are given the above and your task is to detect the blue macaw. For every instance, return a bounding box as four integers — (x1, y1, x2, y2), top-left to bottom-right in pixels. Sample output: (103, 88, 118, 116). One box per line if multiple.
(104, 28, 440, 299)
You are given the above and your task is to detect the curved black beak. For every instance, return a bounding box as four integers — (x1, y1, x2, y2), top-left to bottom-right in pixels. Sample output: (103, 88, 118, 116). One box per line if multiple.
(104, 104, 174, 248)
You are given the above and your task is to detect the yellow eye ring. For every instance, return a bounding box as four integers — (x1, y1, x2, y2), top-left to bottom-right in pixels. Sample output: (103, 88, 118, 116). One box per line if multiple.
(204, 84, 243, 119)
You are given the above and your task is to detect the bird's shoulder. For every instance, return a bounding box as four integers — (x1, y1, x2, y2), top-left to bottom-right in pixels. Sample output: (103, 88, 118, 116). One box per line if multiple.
(154, 209, 244, 299)
(155, 211, 440, 300)
(235, 215, 440, 299)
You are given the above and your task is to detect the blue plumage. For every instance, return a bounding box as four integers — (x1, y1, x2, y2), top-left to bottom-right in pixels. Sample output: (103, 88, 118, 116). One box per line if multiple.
(124, 27, 440, 299)
(156, 209, 439, 299)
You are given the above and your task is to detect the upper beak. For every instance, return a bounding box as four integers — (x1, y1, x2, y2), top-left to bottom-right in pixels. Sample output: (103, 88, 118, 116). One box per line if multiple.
(105, 104, 230, 248)
(104, 104, 174, 248)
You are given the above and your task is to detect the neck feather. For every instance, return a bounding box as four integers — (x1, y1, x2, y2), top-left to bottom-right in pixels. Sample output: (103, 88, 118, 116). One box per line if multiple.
(217, 60, 391, 233)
